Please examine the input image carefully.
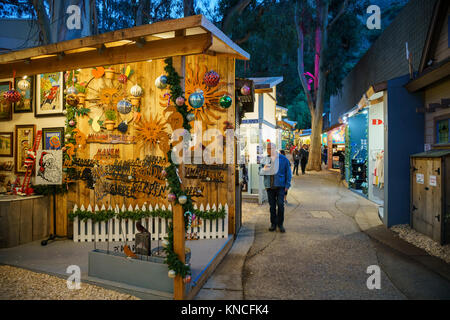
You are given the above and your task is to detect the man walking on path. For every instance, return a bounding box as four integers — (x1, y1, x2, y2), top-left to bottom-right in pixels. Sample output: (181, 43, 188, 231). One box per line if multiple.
(293, 147, 300, 176)
(260, 143, 292, 233)
(299, 144, 309, 174)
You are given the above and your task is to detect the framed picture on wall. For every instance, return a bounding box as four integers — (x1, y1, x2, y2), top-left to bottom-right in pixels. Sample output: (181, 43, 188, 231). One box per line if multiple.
(15, 125, 36, 174)
(35, 72, 64, 117)
(13, 76, 34, 113)
(42, 127, 64, 150)
(0, 81, 13, 121)
(0, 132, 13, 157)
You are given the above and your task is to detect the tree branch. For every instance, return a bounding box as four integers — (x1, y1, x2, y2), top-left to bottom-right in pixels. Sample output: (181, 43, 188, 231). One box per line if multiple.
(327, 0, 348, 30)
(222, 0, 252, 34)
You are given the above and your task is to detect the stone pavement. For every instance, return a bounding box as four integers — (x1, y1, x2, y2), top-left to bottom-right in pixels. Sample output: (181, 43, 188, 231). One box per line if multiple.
(195, 170, 450, 300)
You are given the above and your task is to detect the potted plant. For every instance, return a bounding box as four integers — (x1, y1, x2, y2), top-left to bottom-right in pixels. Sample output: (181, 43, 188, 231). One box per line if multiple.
(104, 66, 115, 80)
(76, 83, 87, 105)
(104, 109, 116, 131)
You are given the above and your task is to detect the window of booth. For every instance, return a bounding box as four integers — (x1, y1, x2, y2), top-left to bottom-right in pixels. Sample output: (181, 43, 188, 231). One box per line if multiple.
(437, 118, 450, 144)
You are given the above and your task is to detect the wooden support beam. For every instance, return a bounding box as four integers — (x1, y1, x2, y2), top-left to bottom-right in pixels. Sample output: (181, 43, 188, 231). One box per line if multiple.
(254, 88, 273, 94)
(0, 34, 213, 78)
(173, 204, 185, 300)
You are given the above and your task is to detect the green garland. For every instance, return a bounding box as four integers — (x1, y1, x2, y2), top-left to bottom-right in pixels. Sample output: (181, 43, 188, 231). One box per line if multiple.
(32, 184, 69, 195)
(164, 224, 190, 278)
(67, 207, 226, 223)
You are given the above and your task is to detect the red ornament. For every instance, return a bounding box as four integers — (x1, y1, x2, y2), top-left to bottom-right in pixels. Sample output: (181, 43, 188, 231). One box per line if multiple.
(203, 70, 220, 87)
(168, 193, 177, 202)
(175, 97, 185, 107)
(241, 85, 251, 96)
(118, 74, 128, 84)
(3, 90, 21, 103)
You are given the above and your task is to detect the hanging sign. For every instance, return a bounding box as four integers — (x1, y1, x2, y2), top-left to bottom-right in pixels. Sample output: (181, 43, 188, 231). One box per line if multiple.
(429, 175, 437, 187)
(416, 173, 424, 185)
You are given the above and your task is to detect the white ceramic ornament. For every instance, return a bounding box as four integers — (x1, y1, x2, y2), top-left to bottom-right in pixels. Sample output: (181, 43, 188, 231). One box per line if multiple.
(130, 84, 143, 97)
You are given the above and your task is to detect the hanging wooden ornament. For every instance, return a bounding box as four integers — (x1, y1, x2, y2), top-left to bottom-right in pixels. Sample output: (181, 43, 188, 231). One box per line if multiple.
(203, 70, 220, 87)
(104, 67, 115, 79)
(155, 75, 168, 89)
(18, 78, 30, 91)
(219, 95, 232, 109)
(117, 99, 132, 114)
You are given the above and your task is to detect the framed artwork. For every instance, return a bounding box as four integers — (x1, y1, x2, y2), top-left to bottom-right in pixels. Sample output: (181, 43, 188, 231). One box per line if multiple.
(0, 132, 13, 157)
(42, 127, 64, 150)
(14, 76, 34, 113)
(35, 150, 62, 185)
(15, 125, 36, 174)
(35, 72, 64, 117)
(0, 81, 13, 121)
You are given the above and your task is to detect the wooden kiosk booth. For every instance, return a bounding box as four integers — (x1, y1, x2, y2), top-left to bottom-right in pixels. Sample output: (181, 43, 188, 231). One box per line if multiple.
(0, 15, 250, 300)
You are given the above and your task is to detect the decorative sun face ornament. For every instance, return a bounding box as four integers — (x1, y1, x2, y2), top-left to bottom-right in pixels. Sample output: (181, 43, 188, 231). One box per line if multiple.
(3, 90, 21, 103)
(203, 70, 220, 87)
(18, 79, 30, 91)
(117, 99, 132, 114)
(130, 84, 143, 97)
(155, 75, 168, 89)
(219, 95, 232, 109)
(241, 85, 251, 95)
(188, 91, 205, 109)
(135, 115, 170, 158)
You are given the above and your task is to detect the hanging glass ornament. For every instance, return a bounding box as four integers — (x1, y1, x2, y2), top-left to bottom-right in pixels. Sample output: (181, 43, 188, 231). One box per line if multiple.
(118, 74, 128, 84)
(186, 113, 196, 122)
(241, 85, 251, 95)
(3, 90, 21, 103)
(17, 79, 30, 91)
(66, 86, 78, 95)
(167, 193, 177, 202)
(117, 99, 132, 114)
(155, 75, 168, 89)
(188, 91, 204, 109)
(203, 70, 220, 87)
(168, 270, 176, 278)
(178, 195, 187, 204)
(69, 120, 76, 127)
(183, 275, 192, 284)
(130, 84, 143, 97)
(219, 95, 232, 109)
(161, 169, 167, 178)
(176, 96, 185, 106)
(66, 94, 79, 107)
(118, 121, 128, 133)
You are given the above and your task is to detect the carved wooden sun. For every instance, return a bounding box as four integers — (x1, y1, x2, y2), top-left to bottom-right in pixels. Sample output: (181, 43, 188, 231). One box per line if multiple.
(135, 115, 170, 158)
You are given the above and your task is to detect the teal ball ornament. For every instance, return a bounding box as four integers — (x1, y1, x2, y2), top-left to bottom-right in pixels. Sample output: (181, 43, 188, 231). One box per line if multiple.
(219, 95, 232, 109)
(188, 92, 204, 109)
(117, 99, 132, 114)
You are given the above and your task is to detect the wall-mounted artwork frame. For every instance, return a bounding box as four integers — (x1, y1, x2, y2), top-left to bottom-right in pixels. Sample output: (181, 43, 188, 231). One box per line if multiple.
(15, 124, 36, 175)
(0, 132, 13, 157)
(14, 76, 34, 113)
(35, 72, 64, 117)
(0, 81, 13, 121)
(42, 127, 64, 150)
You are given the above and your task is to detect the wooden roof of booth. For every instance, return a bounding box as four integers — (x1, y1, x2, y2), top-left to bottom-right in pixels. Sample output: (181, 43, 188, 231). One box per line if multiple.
(0, 15, 250, 78)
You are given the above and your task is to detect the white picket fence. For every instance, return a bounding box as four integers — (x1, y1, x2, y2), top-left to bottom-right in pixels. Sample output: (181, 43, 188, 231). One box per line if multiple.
(72, 203, 228, 242)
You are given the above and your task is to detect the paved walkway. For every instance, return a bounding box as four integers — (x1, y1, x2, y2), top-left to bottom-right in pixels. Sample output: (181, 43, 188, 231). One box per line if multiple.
(196, 170, 450, 299)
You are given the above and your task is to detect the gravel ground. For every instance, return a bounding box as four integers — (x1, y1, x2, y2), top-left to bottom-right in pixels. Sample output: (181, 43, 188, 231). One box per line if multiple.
(391, 224, 450, 264)
(0, 265, 140, 300)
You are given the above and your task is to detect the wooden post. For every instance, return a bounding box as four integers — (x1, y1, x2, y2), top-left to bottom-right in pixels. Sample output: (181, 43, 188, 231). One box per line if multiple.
(173, 203, 185, 300)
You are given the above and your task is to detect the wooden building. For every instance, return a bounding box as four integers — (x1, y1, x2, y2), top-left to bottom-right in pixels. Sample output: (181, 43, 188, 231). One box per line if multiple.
(0, 15, 250, 300)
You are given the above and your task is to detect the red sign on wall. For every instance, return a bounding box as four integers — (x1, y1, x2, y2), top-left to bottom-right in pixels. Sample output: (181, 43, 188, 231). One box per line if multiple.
(372, 119, 383, 125)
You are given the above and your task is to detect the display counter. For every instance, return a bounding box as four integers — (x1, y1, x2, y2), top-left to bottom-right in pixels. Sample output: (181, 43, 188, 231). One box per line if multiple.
(0, 195, 50, 248)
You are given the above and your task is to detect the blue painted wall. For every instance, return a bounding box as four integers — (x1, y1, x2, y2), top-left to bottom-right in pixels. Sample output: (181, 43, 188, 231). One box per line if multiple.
(385, 75, 424, 227)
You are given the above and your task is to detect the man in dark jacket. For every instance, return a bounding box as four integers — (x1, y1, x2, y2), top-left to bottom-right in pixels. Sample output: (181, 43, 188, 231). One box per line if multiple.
(292, 147, 300, 176)
(299, 144, 309, 174)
